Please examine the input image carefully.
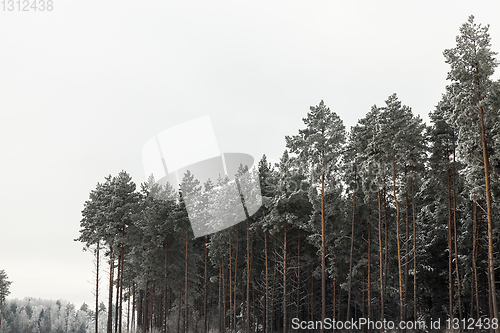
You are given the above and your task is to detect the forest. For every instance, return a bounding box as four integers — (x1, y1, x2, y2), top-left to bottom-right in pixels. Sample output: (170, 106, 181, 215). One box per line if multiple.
(2, 15, 500, 333)
(0, 297, 97, 333)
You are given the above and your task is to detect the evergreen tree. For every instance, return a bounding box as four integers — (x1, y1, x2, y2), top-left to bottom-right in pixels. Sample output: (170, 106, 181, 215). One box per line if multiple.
(443, 15, 500, 324)
(286, 100, 346, 332)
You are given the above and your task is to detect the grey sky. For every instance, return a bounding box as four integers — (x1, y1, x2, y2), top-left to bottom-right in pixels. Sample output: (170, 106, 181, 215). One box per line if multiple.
(1, 0, 500, 308)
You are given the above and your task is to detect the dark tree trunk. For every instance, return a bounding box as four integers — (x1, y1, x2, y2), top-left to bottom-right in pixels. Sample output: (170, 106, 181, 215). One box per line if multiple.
(297, 229, 301, 322)
(114, 247, 121, 333)
(95, 243, 100, 333)
(265, 230, 269, 333)
(132, 283, 136, 332)
(337, 262, 343, 321)
(321, 168, 326, 333)
(452, 144, 463, 321)
(378, 188, 384, 320)
(118, 236, 125, 333)
(478, 101, 498, 326)
(283, 208, 288, 333)
(107, 245, 114, 333)
(472, 200, 480, 319)
(234, 226, 239, 333)
(184, 219, 189, 333)
(204, 235, 208, 333)
(127, 284, 130, 332)
(246, 215, 251, 333)
(368, 205, 372, 319)
(383, 187, 389, 315)
(447, 168, 454, 326)
(228, 229, 232, 331)
(218, 264, 222, 333)
(411, 165, 417, 321)
(392, 148, 403, 324)
(164, 233, 169, 333)
(347, 162, 357, 320)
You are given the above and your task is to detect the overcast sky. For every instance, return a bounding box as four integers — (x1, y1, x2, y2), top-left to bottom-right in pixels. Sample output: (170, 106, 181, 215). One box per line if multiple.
(1, 0, 500, 308)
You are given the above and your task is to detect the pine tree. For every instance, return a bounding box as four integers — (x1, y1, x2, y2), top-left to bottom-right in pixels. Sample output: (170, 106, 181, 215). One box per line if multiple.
(77, 176, 115, 333)
(286, 100, 346, 332)
(179, 170, 201, 333)
(443, 15, 499, 324)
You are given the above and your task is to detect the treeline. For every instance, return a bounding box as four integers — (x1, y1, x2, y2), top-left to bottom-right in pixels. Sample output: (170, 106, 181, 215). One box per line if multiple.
(0, 298, 97, 333)
(76, 16, 500, 333)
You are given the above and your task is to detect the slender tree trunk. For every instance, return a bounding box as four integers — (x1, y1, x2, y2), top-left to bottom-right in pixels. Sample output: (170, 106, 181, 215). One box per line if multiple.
(228, 229, 232, 331)
(138, 289, 143, 330)
(127, 284, 130, 333)
(144, 281, 150, 332)
(489, 268, 494, 330)
(204, 235, 208, 333)
(96, 243, 100, 333)
(447, 168, 454, 328)
(392, 149, 403, 324)
(362, 268, 366, 321)
(310, 268, 314, 323)
(236, 175, 252, 333)
(246, 215, 251, 333)
(265, 230, 269, 333)
(234, 226, 239, 333)
(132, 283, 136, 332)
(297, 229, 301, 322)
(411, 165, 417, 321)
(404, 166, 409, 326)
(347, 162, 357, 320)
(185, 219, 189, 333)
(115, 247, 121, 333)
(478, 102, 498, 327)
(337, 262, 343, 321)
(383, 186, 389, 309)
(223, 257, 226, 333)
(333, 275, 336, 331)
(149, 288, 153, 331)
(164, 233, 169, 333)
(321, 167, 326, 333)
(108, 245, 114, 333)
(452, 145, 463, 321)
(480, 201, 487, 317)
(472, 201, 480, 319)
(368, 205, 372, 319)
(218, 264, 222, 333)
(283, 211, 288, 333)
(272, 239, 277, 332)
(119, 237, 125, 333)
(250, 246, 255, 333)
(378, 188, 384, 320)
(282, 173, 289, 332)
